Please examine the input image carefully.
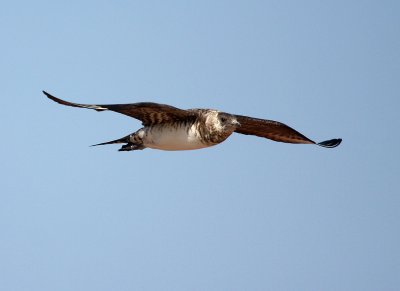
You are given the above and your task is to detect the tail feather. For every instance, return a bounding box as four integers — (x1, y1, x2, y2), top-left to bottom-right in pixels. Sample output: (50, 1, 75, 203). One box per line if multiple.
(91, 135, 131, 147)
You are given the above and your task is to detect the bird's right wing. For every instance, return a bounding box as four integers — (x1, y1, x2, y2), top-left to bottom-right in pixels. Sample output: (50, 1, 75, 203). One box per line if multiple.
(43, 91, 193, 126)
(233, 114, 342, 148)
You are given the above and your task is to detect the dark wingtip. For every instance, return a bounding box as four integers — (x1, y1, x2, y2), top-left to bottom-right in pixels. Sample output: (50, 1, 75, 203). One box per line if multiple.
(43, 90, 55, 99)
(43, 90, 63, 104)
(317, 138, 342, 148)
(43, 91, 108, 112)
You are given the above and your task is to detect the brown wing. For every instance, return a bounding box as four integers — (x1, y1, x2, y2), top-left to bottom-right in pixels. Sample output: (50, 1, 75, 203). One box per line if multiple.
(233, 114, 342, 148)
(43, 91, 193, 126)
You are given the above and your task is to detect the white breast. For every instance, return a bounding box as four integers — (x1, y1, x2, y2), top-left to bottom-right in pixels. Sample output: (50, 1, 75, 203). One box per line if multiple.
(142, 124, 209, 151)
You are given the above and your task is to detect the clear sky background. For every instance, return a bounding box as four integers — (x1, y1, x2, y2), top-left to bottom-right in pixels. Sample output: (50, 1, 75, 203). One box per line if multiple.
(1, 1, 399, 290)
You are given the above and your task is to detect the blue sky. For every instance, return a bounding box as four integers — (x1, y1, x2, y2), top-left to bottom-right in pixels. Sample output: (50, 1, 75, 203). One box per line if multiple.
(1, 1, 399, 290)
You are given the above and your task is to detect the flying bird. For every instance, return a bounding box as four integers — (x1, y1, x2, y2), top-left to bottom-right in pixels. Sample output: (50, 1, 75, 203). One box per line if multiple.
(44, 91, 342, 152)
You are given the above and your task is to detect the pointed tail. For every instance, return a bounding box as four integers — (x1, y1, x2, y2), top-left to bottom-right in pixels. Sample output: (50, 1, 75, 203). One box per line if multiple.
(91, 135, 131, 147)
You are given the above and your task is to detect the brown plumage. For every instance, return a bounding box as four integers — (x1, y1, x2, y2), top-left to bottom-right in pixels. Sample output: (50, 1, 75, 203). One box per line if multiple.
(44, 91, 342, 151)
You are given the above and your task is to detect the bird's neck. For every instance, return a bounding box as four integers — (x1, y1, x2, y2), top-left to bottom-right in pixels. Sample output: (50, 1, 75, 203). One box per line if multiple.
(197, 111, 233, 145)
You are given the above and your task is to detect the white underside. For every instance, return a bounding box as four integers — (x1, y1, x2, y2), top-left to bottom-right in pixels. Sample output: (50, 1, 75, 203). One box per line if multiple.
(142, 124, 210, 151)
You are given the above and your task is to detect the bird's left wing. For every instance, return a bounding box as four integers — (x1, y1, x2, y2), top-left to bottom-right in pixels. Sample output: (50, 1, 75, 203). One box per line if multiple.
(233, 114, 342, 148)
(43, 91, 193, 126)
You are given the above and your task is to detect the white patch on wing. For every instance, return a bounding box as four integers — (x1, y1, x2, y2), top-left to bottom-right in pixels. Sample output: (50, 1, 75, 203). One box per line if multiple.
(143, 124, 208, 151)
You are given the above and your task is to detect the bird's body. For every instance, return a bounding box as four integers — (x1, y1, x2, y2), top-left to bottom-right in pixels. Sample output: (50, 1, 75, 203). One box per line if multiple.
(43, 91, 342, 152)
(102, 109, 238, 151)
(139, 122, 209, 151)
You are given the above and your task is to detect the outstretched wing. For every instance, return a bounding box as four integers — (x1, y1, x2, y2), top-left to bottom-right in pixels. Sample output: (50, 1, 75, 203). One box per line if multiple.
(43, 91, 193, 126)
(233, 114, 342, 148)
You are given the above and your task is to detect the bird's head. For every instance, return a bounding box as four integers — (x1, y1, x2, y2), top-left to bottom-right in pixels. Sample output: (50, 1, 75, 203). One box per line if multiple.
(206, 111, 240, 134)
(218, 112, 240, 131)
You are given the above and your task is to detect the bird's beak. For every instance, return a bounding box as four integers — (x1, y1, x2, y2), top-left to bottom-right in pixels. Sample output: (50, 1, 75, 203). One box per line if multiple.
(233, 120, 241, 126)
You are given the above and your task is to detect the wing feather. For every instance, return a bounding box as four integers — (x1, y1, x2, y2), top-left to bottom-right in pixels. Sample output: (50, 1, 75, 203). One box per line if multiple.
(43, 91, 192, 126)
(233, 114, 342, 148)
(234, 114, 315, 144)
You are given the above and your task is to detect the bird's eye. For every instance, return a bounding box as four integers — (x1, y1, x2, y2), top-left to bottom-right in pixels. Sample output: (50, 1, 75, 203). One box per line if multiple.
(220, 117, 227, 122)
